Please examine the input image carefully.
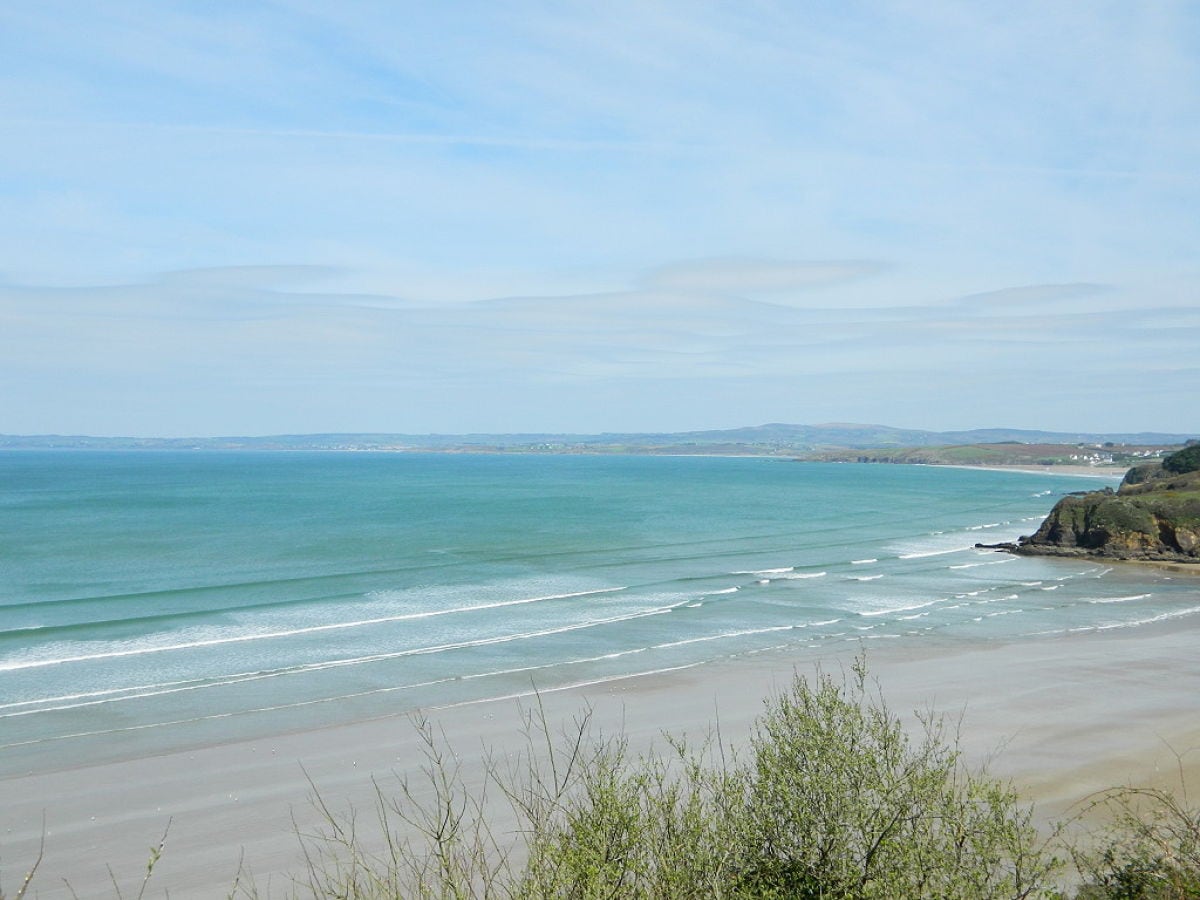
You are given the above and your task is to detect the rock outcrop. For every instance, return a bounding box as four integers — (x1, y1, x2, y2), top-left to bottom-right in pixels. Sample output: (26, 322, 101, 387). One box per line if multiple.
(1010, 444, 1200, 563)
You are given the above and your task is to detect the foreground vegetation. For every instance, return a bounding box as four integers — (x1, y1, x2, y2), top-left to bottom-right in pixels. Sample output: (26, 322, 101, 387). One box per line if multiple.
(6, 660, 1198, 898)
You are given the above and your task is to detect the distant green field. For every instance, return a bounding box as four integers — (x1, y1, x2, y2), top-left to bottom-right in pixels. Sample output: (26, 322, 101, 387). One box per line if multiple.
(801, 441, 1175, 469)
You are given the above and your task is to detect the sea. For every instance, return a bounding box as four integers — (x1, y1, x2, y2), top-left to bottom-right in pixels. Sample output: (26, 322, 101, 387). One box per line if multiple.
(2, 452, 1196, 775)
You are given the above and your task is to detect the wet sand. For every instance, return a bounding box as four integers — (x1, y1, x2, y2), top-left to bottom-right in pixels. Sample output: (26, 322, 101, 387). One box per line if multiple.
(942, 463, 1128, 479)
(3, 616, 1199, 897)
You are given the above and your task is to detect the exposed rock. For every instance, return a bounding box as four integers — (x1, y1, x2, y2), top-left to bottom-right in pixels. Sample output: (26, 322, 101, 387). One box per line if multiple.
(1013, 444, 1200, 563)
(974, 541, 1019, 552)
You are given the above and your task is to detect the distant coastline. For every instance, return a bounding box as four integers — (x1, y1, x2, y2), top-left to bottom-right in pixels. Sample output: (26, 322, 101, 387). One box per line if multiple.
(0, 422, 1192, 462)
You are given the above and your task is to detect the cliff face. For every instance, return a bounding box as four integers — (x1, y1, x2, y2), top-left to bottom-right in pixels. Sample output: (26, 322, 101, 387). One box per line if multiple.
(1015, 446, 1200, 563)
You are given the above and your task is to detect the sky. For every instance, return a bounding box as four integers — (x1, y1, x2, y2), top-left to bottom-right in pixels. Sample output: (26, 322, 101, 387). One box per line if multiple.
(2, 2, 1198, 437)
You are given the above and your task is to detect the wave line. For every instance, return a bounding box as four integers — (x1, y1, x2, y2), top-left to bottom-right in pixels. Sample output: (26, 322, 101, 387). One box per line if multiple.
(0, 587, 628, 673)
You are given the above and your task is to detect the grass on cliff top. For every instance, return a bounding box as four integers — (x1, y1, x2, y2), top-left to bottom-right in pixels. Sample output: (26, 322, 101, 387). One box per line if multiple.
(1118, 469, 1200, 527)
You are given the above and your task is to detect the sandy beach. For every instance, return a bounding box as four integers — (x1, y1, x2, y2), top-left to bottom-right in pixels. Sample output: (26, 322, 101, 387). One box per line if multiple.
(4, 613, 1199, 897)
(941, 463, 1129, 479)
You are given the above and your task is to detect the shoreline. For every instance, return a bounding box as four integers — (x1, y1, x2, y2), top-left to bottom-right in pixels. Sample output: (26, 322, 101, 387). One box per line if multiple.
(5, 616, 1200, 896)
(1007, 550, 1200, 576)
(933, 462, 1128, 479)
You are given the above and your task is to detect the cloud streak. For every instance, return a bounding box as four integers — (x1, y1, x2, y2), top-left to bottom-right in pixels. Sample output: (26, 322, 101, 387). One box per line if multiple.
(2, 260, 1195, 434)
(1, 3, 1198, 434)
(642, 259, 886, 296)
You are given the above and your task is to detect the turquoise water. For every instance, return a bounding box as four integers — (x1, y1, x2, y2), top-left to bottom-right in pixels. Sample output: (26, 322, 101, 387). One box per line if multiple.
(2, 452, 1195, 773)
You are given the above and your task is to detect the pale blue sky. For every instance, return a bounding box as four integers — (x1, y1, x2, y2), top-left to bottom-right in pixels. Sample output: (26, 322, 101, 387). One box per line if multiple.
(2, 2, 1197, 436)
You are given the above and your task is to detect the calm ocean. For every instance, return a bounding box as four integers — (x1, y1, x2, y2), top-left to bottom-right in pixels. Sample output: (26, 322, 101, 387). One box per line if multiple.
(2, 452, 1194, 773)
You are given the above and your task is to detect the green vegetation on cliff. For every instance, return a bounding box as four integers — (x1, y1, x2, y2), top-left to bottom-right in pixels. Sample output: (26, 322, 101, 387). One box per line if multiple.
(1018, 444, 1200, 562)
(1161, 441, 1200, 475)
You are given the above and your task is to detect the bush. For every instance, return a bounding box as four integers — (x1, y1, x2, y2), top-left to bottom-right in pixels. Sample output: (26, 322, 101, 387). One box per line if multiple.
(1121, 464, 1161, 488)
(730, 659, 1053, 899)
(1162, 444, 1200, 475)
(282, 658, 1059, 899)
(1066, 785, 1200, 900)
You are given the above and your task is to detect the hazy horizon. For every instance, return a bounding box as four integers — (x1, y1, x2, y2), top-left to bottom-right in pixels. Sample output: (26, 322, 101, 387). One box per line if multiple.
(3, 4, 1198, 436)
(3, 421, 1195, 444)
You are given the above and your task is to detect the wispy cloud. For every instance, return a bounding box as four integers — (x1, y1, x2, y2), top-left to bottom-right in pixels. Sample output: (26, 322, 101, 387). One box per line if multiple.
(1, 3, 1198, 433)
(642, 259, 885, 296)
(2, 260, 1195, 434)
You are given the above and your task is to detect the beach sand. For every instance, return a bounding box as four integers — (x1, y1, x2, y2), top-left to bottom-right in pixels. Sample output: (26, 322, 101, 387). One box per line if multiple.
(4, 618, 1200, 897)
(943, 463, 1128, 479)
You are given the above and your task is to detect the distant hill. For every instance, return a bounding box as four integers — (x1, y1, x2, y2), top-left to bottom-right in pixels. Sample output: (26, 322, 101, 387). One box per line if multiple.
(0, 423, 1193, 453)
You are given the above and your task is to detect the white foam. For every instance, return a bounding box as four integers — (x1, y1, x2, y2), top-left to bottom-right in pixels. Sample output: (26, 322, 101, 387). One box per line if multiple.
(732, 566, 794, 575)
(859, 598, 938, 617)
(1094, 605, 1200, 631)
(898, 547, 971, 559)
(630, 617, 846, 655)
(460, 647, 650, 681)
(0, 666, 479, 738)
(949, 558, 1017, 570)
(652, 624, 795, 650)
(1085, 593, 1152, 605)
(850, 558, 877, 565)
(0, 587, 645, 674)
(432, 662, 707, 711)
(0, 671, 259, 714)
(847, 574, 884, 581)
(1, 603, 702, 718)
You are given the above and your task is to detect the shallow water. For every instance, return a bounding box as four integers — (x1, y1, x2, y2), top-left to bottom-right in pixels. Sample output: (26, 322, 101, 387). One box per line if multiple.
(2, 452, 1192, 773)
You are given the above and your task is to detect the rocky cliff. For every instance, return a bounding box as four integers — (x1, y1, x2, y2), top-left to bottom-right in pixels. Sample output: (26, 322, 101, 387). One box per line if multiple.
(1012, 444, 1200, 563)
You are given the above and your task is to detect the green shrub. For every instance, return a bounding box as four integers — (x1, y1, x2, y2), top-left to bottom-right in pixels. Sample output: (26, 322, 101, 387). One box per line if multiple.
(1162, 444, 1200, 475)
(1092, 498, 1158, 536)
(1066, 785, 1200, 899)
(285, 658, 1058, 899)
(731, 659, 1053, 899)
(1121, 464, 1161, 488)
